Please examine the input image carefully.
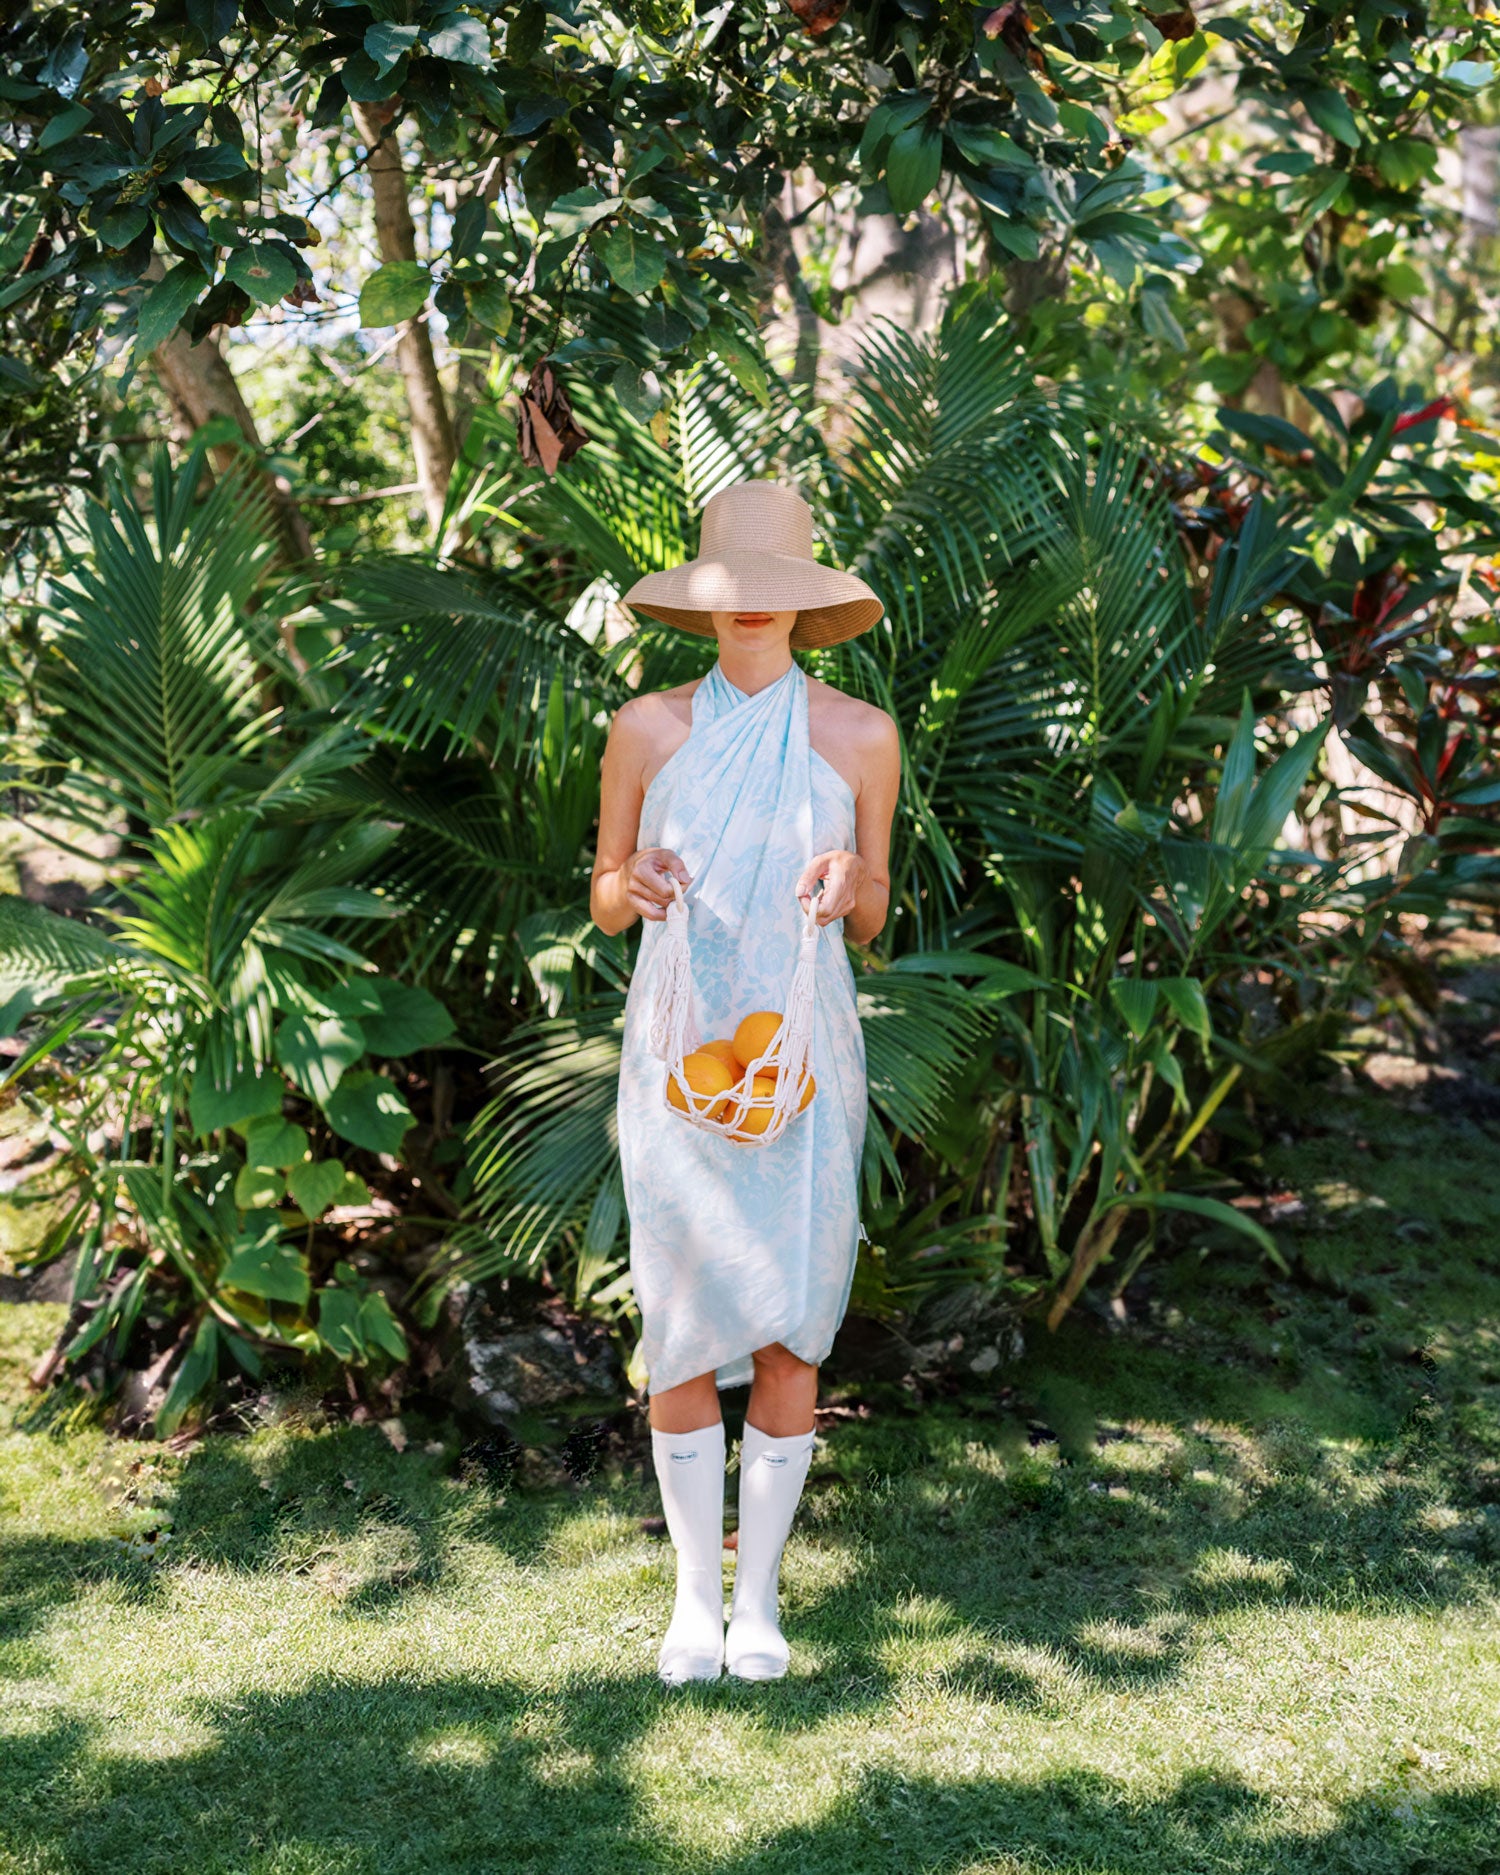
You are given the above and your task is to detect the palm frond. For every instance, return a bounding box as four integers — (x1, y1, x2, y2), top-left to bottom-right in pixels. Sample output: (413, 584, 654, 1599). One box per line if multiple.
(859, 966, 997, 1142)
(447, 997, 626, 1287)
(313, 559, 607, 761)
(38, 450, 279, 839)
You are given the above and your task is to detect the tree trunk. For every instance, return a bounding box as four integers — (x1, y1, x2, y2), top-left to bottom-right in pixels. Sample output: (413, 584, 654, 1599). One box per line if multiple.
(762, 189, 823, 399)
(150, 318, 315, 571)
(1462, 124, 1500, 254)
(352, 100, 458, 537)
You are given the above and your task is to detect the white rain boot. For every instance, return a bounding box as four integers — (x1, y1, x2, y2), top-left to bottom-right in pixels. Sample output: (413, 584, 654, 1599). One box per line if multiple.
(650, 1420, 727, 1685)
(725, 1421, 816, 1682)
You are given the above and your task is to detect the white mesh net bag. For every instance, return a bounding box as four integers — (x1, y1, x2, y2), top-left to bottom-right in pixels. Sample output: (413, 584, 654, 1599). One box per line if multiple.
(645, 876, 820, 1147)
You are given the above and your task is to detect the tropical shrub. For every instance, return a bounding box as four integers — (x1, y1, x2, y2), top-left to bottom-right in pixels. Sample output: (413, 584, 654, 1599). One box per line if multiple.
(422, 291, 1498, 1352)
(4, 290, 1496, 1432)
(3, 456, 459, 1432)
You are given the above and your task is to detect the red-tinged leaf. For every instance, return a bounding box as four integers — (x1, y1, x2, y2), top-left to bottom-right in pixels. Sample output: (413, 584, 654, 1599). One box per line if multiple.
(981, 1, 1031, 50)
(1143, 4, 1197, 37)
(1393, 396, 1459, 433)
(786, 0, 848, 36)
(515, 356, 590, 475)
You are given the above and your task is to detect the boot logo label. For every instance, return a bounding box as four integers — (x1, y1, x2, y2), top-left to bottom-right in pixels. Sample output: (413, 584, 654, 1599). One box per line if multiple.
(764, 1454, 788, 1466)
(670, 1450, 697, 1463)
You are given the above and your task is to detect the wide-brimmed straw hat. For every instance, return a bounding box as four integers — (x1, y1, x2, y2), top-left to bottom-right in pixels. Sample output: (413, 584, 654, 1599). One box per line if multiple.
(620, 479, 884, 649)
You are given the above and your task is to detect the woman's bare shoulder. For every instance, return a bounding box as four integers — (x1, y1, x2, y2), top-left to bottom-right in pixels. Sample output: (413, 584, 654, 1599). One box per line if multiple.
(612, 678, 702, 740)
(807, 675, 899, 748)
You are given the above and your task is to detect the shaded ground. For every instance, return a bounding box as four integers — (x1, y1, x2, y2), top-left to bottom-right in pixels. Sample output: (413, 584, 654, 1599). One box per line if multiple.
(2, 935, 1500, 1873)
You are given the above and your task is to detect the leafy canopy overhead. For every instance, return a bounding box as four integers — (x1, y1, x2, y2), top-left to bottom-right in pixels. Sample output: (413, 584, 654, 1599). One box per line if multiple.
(3, 0, 1493, 407)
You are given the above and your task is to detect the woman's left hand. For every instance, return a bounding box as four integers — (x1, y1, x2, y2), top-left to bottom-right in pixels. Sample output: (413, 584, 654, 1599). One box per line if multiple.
(796, 849, 869, 925)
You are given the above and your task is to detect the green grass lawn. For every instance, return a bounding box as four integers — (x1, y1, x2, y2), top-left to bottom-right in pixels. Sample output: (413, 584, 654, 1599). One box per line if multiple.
(3, 1079, 1500, 1874)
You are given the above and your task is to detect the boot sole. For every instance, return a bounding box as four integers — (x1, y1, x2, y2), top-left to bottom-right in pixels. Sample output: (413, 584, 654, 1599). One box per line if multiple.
(726, 1656, 788, 1681)
(658, 1654, 724, 1685)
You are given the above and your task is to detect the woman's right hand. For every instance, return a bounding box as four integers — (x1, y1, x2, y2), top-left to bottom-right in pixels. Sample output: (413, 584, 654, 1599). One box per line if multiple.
(624, 848, 691, 922)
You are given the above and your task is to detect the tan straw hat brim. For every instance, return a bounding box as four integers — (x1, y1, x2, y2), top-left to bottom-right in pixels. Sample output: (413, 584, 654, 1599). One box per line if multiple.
(622, 550, 884, 650)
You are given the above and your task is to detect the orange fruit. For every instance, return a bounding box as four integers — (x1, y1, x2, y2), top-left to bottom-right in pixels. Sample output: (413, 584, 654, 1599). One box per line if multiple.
(727, 1073, 780, 1138)
(698, 1038, 740, 1071)
(667, 1051, 736, 1119)
(752, 1066, 817, 1112)
(732, 1010, 784, 1071)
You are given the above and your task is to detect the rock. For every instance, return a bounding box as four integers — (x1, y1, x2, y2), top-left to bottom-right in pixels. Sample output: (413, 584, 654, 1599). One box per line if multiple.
(447, 1290, 621, 1431)
(902, 1283, 1026, 1384)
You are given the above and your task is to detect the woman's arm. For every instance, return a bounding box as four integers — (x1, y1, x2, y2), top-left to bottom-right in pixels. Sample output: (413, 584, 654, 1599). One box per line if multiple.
(795, 709, 901, 946)
(590, 700, 691, 935)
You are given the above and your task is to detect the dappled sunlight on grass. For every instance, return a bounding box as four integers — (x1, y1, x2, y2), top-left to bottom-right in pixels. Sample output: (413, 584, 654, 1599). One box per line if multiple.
(5, 1074, 1500, 1870)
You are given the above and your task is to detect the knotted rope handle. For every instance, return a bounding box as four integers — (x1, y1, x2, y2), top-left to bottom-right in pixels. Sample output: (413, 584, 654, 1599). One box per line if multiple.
(647, 874, 822, 1147)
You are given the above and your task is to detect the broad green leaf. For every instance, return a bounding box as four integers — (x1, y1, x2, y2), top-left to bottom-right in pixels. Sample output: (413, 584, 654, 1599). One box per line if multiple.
(858, 91, 929, 170)
(1303, 87, 1360, 148)
(984, 216, 1040, 260)
(1156, 977, 1211, 1044)
(466, 279, 512, 334)
(156, 1315, 218, 1438)
(886, 120, 943, 215)
(221, 1230, 311, 1303)
(359, 260, 430, 327)
(242, 1114, 311, 1169)
(946, 122, 1033, 171)
(426, 15, 489, 63)
(596, 223, 667, 296)
(1296, 168, 1351, 228)
(520, 132, 580, 215)
(224, 243, 297, 306)
(287, 1157, 348, 1218)
(324, 977, 384, 1022)
(360, 979, 455, 1055)
(1152, 1036, 1187, 1112)
(234, 1162, 285, 1209)
(707, 326, 769, 406)
(335, 1169, 372, 1206)
(548, 186, 621, 235)
(190, 1065, 284, 1137)
(365, 20, 419, 75)
(318, 1276, 408, 1362)
(1140, 283, 1185, 350)
(342, 49, 403, 100)
(450, 197, 488, 261)
(1116, 104, 1167, 136)
(275, 1013, 365, 1104)
(1098, 1188, 1283, 1264)
(1109, 978, 1158, 1040)
(1057, 101, 1108, 147)
(137, 263, 209, 354)
(38, 103, 93, 150)
(323, 1069, 415, 1155)
(642, 303, 691, 353)
(613, 361, 664, 423)
(99, 204, 149, 249)
(1375, 137, 1436, 189)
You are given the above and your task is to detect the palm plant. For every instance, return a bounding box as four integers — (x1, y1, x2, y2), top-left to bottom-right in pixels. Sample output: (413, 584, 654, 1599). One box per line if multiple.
(5, 454, 460, 1430)
(346, 287, 1352, 1344)
(10, 292, 1429, 1434)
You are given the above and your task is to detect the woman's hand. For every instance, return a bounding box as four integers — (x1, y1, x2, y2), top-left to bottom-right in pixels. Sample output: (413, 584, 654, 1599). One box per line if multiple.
(623, 847, 691, 922)
(795, 849, 869, 925)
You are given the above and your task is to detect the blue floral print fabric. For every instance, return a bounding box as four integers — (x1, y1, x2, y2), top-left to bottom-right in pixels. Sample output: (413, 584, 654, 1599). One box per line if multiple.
(617, 658, 868, 1395)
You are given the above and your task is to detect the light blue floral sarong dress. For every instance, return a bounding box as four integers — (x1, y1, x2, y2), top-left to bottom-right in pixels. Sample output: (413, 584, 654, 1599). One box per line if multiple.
(617, 658, 869, 1395)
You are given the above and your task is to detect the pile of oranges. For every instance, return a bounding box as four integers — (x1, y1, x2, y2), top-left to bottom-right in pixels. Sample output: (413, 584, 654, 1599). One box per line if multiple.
(666, 1009, 816, 1142)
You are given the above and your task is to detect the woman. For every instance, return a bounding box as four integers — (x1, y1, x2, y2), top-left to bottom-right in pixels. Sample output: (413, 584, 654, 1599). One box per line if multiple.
(589, 478, 901, 1685)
